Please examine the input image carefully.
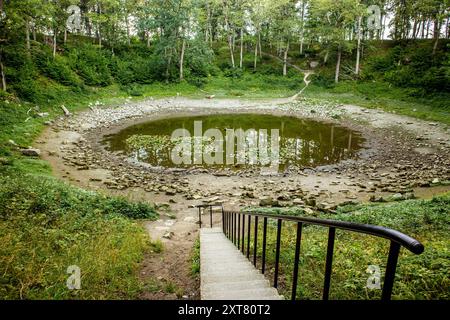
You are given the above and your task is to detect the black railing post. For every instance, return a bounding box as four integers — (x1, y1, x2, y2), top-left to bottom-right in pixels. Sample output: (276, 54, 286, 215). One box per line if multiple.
(253, 216, 259, 267)
(274, 219, 282, 288)
(227, 211, 230, 239)
(323, 227, 336, 300)
(236, 213, 239, 244)
(247, 215, 251, 258)
(262, 217, 268, 274)
(241, 214, 246, 253)
(210, 205, 213, 228)
(226, 212, 229, 237)
(382, 241, 401, 300)
(222, 208, 225, 233)
(291, 222, 303, 300)
(198, 207, 202, 228)
(232, 213, 235, 244)
(237, 214, 241, 248)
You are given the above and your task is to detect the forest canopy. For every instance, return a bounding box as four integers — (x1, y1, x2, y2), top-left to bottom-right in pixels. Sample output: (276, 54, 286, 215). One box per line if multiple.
(0, 0, 448, 103)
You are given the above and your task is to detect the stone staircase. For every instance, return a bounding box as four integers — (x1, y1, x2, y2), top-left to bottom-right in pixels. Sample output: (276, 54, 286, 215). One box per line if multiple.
(200, 228, 283, 300)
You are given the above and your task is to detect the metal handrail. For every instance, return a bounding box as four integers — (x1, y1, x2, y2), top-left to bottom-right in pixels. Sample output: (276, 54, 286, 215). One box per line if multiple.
(196, 204, 223, 228)
(217, 209, 424, 301)
(234, 211, 424, 254)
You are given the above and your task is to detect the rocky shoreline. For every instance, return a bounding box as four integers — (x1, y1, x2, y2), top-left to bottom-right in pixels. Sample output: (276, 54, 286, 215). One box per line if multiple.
(38, 97, 450, 213)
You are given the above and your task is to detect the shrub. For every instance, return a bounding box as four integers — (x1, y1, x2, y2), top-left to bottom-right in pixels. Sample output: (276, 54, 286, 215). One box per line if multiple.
(68, 46, 112, 86)
(223, 68, 244, 78)
(34, 49, 82, 88)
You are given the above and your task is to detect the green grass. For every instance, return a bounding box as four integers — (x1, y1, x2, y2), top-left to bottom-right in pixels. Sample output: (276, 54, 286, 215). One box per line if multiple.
(304, 82, 450, 125)
(242, 194, 450, 300)
(191, 238, 201, 277)
(0, 172, 158, 299)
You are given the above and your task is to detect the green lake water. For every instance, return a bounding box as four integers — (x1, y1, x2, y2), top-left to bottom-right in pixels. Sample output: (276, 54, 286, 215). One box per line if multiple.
(103, 114, 365, 171)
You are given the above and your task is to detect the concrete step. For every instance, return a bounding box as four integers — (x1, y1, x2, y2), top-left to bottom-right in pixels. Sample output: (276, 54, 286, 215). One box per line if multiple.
(202, 287, 283, 300)
(202, 279, 270, 293)
(200, 227, 282, 300)
(202, 269, 266, 282)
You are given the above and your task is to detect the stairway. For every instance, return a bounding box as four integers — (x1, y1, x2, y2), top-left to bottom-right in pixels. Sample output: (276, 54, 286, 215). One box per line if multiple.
(200, 228, 283, 300)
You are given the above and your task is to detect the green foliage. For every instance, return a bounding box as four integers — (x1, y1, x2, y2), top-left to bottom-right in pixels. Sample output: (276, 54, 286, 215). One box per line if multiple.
(110, 47, 157, 85)
(68, 45, 112, 87)
(191, 238, 200, 276)
(245, 194, 450, 299)
(34, 48, 83, 88)
(365, 42, 450, 95)
(0, 173, 158, 299)
(0, 173, 158, 220)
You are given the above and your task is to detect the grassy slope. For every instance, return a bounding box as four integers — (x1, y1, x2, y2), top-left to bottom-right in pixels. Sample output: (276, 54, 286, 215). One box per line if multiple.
(0, 84, 161, 299)
(244, 194, 450, 300)
(304, 82, 450, 126)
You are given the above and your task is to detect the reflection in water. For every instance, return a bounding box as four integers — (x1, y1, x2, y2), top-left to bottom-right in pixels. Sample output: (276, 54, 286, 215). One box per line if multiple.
(102, 114, 365, 172)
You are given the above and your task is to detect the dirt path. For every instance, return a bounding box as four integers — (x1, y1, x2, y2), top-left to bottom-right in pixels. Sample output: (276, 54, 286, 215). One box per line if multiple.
(36, 96, 450, 299)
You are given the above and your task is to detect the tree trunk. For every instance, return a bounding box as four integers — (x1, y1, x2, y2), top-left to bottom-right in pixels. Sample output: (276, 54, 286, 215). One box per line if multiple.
(98, 4, 102, 48)
(125, 13, 131, 46)
(335, 47, 342, 83)
(258, 32, 262, 58)
(254, 36, 258, 71)
(224, 12, 235, 68)
(446, 17, 449, 39)
(165, 49, 172, 83)
(179, 38, 186, 81)
(355, 16, 362, 75)
(412, 18, 418, 40)
(64, 29, 68, 44)
(299, 1, 305, 54)
(421, 19, 426, 38)
(283, 40, 289, 76)
(32, 22, 37, 41)
(239, 28, 243, 69)
(432, 18, 440, 55)
(0, 53, 6, 92)
(53, 29, 57, 58)
(228, 35, 235, 68)
(147, 31, 151, 48)
(25, 18, 31, 53)
(324, 49, 329, 64)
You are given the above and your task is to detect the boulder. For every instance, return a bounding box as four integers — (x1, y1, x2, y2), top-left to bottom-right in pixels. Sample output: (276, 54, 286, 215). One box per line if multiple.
(259, 197, 274, 207)
(21, 148, 41, 157)
(369, 195, 386, 203)
(390, 193, 405, 201)
(165, 188, 176, 196)
(163, 232, 174, 239)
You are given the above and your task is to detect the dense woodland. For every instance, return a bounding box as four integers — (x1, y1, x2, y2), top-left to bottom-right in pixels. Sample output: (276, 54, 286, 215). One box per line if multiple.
(0, 0, 449, 105)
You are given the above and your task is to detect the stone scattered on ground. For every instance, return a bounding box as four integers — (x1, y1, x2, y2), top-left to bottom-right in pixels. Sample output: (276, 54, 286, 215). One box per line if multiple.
(21, 148, 41, 157)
